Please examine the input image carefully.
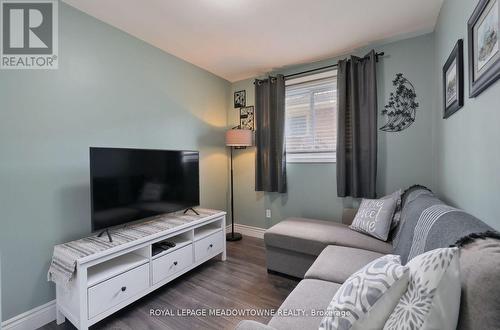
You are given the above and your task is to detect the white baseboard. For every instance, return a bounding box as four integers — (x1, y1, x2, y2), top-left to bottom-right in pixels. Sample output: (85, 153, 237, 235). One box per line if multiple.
(226, 223, 265, 239)
(1, 300, 56, 330)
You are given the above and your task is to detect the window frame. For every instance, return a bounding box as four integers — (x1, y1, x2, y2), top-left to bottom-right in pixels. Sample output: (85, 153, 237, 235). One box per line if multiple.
(285, 70, 338, 164)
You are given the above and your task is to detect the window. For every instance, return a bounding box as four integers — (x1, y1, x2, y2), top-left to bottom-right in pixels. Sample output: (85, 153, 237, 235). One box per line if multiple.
(285, 70, 337, 163)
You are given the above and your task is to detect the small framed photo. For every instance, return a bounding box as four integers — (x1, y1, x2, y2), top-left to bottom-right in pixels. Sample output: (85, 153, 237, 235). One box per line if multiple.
(467, 0, 500, 97)
(240, 106, 254, 130)
(234, 90, 246, 108)
(443, 39, 464, 118)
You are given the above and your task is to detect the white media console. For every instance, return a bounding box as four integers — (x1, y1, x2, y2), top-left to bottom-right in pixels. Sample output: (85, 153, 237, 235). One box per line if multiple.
(55, 210, 226, 330)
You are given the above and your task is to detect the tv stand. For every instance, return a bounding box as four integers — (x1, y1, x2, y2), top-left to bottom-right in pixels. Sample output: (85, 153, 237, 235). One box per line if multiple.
(97, 228, 113, 242)
(54, 209, 226, 330)
(183, 207, 199, 215)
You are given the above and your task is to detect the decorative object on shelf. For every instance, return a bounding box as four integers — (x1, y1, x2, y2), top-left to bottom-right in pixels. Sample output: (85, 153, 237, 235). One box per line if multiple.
(225, 128, 253, 241)
(380, 73, 419, 132)
(234, 90, 246, 108)
(240, 106, 255, 130)
(443, 39, 465, 118)
(468, 0, 499, 97)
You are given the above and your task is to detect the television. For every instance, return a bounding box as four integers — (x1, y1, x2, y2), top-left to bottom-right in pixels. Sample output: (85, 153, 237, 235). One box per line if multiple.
(90, 147, 199, 231)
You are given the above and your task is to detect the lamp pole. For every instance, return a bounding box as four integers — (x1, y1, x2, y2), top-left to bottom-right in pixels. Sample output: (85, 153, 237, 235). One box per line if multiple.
(227, 146, 242, 241)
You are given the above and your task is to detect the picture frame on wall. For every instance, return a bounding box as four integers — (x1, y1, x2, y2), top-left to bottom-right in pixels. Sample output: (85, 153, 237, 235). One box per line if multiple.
(443, 39, 464, 118)
(239, 106, 254, 130)
(234, 90, 246, 108)
(467, 0, 500, 97)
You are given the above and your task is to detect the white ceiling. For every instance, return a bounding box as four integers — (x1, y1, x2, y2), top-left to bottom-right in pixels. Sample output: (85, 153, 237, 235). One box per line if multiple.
(63, 0, 444, 82)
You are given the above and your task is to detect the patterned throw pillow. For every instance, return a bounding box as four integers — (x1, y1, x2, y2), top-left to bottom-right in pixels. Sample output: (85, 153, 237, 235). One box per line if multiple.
(350, 191, 400, 241)
(384, 247, 461, 330)
(319, 255, 409, 330)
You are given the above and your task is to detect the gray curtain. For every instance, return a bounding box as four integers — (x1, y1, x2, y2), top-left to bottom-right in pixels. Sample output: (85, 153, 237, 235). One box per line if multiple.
(255, 74, 287, 193)
(337, 50, 378, 198)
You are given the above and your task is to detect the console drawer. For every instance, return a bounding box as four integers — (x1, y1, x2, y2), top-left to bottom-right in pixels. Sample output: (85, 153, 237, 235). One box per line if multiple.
(194, 230, 223, 262)
(152, 244, 193, 285)
(88, 263, 149, 319)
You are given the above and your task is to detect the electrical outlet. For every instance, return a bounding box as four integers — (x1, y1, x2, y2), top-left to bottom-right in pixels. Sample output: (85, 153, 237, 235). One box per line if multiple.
(266, 209, 272, 218)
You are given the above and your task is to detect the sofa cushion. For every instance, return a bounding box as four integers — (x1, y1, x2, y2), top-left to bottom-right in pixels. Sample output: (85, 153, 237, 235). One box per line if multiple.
(305, 245, 384, 284)
(457, 237, 500, 330)
(268, 279, 341, 330)
(264, 218, 393, 256)
(266, 246, 317, 278)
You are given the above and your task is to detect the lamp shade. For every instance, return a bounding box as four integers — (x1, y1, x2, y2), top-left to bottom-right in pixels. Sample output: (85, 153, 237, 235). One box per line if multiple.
(225, 129, 253, 147)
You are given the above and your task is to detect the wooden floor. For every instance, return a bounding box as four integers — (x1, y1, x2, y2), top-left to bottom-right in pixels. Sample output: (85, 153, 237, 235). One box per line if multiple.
(40, 237, 298, 330)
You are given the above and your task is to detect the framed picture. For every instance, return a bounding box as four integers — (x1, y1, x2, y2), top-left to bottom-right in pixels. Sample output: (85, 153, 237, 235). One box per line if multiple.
(234, 90, 246, 108)
(240, 106, 254, 130)
(468, 0, 500, 97)
(443, 40, 464, 118)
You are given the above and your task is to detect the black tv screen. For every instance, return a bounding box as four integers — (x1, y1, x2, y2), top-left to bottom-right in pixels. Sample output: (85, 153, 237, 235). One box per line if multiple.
(90, 147, 199, 231)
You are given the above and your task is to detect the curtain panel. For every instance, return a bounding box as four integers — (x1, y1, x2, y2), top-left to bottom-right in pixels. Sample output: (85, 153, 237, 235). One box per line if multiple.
(337, 50, 378, 198)
(255, 74, 287, 193)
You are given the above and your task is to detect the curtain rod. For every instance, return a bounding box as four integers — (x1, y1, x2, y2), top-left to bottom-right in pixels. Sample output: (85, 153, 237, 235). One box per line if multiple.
(284, 51, 385, 80)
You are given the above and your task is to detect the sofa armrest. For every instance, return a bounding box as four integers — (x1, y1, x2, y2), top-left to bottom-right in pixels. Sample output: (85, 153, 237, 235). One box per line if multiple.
(235, 320, 277, 330)
(342, 208, 358, 225)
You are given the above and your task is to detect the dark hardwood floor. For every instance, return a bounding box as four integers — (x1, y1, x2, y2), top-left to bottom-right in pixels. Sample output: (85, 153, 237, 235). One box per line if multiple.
(40, 237, 298, 330)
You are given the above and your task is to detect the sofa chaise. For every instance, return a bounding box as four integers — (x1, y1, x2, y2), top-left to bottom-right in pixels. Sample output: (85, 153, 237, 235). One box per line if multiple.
(236, 186, 500, 330)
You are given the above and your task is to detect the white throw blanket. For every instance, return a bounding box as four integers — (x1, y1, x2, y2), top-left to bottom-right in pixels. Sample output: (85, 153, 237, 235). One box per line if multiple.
(47, 208, 219, 287)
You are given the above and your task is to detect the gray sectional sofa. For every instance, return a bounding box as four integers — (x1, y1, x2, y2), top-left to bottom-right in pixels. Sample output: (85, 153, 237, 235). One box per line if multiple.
(236, 186, 500, 330)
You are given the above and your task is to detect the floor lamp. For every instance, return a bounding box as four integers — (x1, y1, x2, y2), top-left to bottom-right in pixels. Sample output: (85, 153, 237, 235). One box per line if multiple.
(225, 128, 253, 241)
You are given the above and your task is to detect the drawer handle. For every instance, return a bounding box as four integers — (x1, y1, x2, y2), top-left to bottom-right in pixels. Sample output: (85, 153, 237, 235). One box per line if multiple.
(209, 244, 213, 248)
(121, 286, 127, 292)
(173, 261, 178, 266)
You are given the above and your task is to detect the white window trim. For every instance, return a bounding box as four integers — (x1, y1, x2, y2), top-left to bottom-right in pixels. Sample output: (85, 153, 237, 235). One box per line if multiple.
(285, 69, 337, 164)
(287, 152, 337, 163)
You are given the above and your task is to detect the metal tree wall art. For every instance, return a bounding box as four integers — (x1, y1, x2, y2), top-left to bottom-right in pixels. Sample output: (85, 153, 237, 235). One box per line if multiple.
(380, 73, 419, 132)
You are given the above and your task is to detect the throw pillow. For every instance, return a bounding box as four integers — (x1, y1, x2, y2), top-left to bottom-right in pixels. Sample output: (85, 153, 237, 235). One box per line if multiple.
(384, 247, 461, 330)
(387, 191, 403, 241)
(350, 191, 400, 241)
(319, 255, 409, 330)
(390, 192, 402, 230)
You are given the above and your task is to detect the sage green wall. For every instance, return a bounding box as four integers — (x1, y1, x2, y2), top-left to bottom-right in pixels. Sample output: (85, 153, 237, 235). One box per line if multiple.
(432, 0, 500, 228)
(228, 34, 436, 229)
(0, 3, 229, 321)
